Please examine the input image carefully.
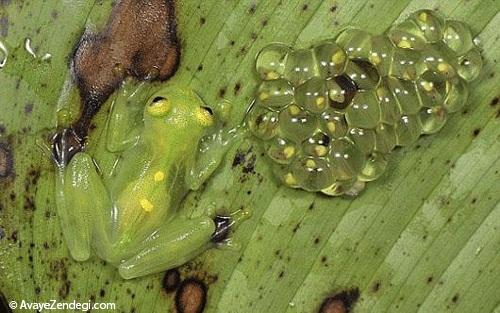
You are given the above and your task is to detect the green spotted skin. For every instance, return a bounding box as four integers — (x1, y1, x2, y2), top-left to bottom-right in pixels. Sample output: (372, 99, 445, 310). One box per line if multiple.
(248, 10, 482, 196)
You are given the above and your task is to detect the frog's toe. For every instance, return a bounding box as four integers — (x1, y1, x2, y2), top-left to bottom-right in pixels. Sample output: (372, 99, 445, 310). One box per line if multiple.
(51, 127, 84, 166)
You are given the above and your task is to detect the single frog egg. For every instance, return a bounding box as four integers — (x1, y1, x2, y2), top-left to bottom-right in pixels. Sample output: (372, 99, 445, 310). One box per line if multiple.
(348, 127, 376, 154)
(291, 156, 334, 192)
(344, 59, 380, 91)
(456, 48, 482, 82)
(387, 77, 422, 115)
(313, 41, 347, 78)
(345, 91, 381, 129)
(273, 164, 300, 188)
(256, 43, 292, 80)
(415, 72, 446, 108)
(388, 19, 427, 50)
(295, 77, 329, 114)
(266, 136, 297, 164)
(418, 106, 447, 134)
(257, 79, 295, 110)
(328, 138, 366, 181)
(421, 45, 457, 79)
(410, 10, 445, 43)
(247, 105, 280, 140)
(369, 35, 395, 76)
(336, 28, 372, 60)
(320, 109, 348, 139)
(395, 114, 422, 146)
(326, 75, 358, 110)
(302, 131, 331, 157)
(376, 80, 401, 125)
(443, 20, 473, 56)
(358, 152, 388, 182)
(443, 77, 469, 113)
(389, 49, 424, 81)
(284, 48, 319, 86)
(374, 123, 397, 154)
(279, 104, 318, 143)
(321, 178, 358, 196)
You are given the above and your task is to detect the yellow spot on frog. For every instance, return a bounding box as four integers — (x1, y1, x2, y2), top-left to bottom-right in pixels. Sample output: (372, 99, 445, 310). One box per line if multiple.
(154, 171, 165, 182)
(283, 146, 295, 159)
(195, 107, 214, 127)
(147, 98, 171, 117)
(284, 173, 297, 186)
(140, 198, 154, 213)
(331, 50, 346, 65)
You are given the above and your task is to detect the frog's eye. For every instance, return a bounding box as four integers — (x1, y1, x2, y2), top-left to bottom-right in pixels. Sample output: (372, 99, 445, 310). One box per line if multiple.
(147, 96, 171, 117)
(195, 106, 214, 127)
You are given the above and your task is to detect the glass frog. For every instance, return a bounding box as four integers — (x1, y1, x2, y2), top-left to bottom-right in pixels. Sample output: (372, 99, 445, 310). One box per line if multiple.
(54, 82, 248, 279)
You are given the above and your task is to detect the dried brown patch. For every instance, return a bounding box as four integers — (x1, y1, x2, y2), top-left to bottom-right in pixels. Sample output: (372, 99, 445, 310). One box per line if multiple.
(71, 0, 180, 137)
(0, 143, 13, 178)
(163, 269, 181, 293)
(319, 288, 360, 313)
(175, 278, 207, 313)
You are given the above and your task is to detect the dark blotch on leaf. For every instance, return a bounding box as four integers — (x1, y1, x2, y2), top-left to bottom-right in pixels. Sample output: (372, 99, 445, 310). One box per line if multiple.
(472, 128, 481, 137)
(70, 0, 180, 139)
(175, 278, 207, 313)
(0, 291, 12, 313)
(490, 97, 499, 107)
(0, 142, 14, 178)
(319, 288, 360, 313)
(163, 269, 181, 293)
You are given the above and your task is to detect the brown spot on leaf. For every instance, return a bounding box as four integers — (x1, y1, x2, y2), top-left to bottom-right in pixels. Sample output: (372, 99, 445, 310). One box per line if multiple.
(175, 278, 207, 313)
(491, 97, 499, 107)
(70, 0, 180, 138)
(319, 288, 360, 313)
(0, 143, 13, 178)
(163, 269, 181, 293)
(0, 291, 12, 313)
(472, 128, 481, 137)
(0, 15, 8, 37)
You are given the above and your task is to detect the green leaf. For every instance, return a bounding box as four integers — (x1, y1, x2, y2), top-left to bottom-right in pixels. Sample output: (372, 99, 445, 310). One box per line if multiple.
(1, 0, 499, 312)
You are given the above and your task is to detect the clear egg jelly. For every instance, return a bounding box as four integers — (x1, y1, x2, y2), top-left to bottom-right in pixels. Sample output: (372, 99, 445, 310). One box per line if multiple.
(248, 9, 482, 197)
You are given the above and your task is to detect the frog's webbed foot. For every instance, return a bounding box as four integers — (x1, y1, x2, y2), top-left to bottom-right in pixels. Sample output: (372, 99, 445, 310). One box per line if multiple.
(51, 127, 84, 167)
(211, 208, 251, 245)
(118, 208, 251, 279)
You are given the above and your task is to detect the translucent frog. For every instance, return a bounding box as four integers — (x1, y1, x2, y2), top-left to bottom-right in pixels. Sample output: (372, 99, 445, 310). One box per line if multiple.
(54, 82, 248, 279)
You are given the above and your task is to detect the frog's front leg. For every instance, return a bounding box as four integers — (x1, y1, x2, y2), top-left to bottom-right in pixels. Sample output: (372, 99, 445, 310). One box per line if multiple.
(186, 100, 248, 190)
(55, 152, 111, 261)
(106, 79, 153, 153)
(118, 209, 250, 279)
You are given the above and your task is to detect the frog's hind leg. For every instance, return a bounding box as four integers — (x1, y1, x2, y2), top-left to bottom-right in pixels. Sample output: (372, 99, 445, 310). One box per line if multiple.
(118, 216, 215, 279)
(55, 152, 111, 261)
(118, 209, 250, 279)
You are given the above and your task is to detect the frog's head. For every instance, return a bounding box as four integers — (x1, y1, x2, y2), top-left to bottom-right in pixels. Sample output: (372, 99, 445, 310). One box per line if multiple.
(143, 85, 215, 137)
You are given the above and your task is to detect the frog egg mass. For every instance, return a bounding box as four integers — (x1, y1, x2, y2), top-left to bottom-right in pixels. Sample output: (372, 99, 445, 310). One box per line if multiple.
(247, 10, 482, 197)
